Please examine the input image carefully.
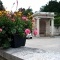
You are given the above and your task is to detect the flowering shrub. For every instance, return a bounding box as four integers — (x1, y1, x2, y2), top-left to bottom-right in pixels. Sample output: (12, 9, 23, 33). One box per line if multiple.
(0, 11, 32, 48)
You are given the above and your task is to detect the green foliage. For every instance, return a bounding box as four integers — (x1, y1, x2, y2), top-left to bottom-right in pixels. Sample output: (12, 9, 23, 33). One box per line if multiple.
(0, 15, 16, 48)
(18, 8, 33, 19)
(0, 0, 5, 11)
(25, 20, 32, 31)
(0, 15, 16, 35)
(40, 1, 60, 28)
(23, 8, 33, 16)
(40, 1, 59, 12)
(54, 13, 60, 28)
(0, 12, 32, 48)
(2, 39, 11, 49)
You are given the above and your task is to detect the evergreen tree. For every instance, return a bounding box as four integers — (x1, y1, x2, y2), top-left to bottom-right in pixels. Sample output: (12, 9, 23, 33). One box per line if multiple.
(40, 1, 59, 12)
(0, 0, 5, 11)
(40, 1, 60, 28)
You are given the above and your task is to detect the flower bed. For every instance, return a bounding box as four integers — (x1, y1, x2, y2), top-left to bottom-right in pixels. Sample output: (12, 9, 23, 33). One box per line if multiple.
(0, 11, 32, 48)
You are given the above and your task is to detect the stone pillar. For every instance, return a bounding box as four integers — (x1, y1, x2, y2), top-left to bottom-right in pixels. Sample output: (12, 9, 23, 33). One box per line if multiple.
(36, 18, 40, 37)
(51, 18, 54, 36)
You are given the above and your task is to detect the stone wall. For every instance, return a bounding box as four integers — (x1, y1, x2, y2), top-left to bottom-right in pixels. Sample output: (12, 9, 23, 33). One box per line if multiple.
(50, 26, 60, 35)
(0, 48, 23, 60)
(54, 26, 60, 35)
(0, 56, 7, 60)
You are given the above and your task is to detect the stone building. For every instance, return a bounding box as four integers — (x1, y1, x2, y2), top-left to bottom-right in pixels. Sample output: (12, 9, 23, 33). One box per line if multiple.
(32, 12, 54, 37)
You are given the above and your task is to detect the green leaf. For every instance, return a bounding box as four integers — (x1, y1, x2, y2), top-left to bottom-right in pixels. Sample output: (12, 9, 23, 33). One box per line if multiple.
(11, 29, 16, 34)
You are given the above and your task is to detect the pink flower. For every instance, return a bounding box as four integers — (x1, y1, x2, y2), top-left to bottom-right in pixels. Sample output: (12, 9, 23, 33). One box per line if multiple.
(22, 16, 27, 20)
(25, 29, 30, 35)
(33, 29, 38, 36)
(11, 18, 15, 22)
(0, 28, 2, 32)
(6, 13, 11, 18)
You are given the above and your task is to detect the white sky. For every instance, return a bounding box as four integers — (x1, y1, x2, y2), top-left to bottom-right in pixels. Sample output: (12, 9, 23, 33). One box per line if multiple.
(1, 0, 60, 12)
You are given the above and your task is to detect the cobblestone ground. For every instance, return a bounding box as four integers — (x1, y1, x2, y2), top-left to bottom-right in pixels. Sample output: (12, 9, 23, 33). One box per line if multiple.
(25, 36, 60, 60)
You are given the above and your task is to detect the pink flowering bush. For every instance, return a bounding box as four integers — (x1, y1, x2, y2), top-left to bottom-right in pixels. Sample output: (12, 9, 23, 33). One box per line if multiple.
(0, 11, 32, 48)
(0, 14, 16, 48)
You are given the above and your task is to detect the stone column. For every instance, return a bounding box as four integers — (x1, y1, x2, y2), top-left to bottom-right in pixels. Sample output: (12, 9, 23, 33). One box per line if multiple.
(51, 18, 54, 36)
(36, 18, 40, 37)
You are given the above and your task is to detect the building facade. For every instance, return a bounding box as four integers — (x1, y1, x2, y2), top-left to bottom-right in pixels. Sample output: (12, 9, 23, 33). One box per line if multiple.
(32, 12, 54, 37)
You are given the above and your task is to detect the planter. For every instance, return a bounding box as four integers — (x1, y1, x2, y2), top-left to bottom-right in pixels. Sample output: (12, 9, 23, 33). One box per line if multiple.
(11, 34, 26, 48)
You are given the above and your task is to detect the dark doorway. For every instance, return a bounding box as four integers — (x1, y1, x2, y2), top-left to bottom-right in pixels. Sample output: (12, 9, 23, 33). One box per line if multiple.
(40, 19, 46, 36)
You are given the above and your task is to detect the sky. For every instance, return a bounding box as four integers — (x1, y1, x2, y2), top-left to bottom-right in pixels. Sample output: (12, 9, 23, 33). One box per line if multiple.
(1, 0, 60, 12)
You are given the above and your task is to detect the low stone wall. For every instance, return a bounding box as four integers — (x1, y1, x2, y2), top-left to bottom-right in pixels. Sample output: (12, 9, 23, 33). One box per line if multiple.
(50, 26, 60, 36)
(0, 48, 23, 60)
(0, 56, 7, 60)
(0, 47, 45, 60)
(54, 26, 60, 35)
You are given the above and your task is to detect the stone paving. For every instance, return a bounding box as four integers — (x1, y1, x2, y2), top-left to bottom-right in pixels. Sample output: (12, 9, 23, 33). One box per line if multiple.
(26, 36, 60, 52)
(0, 36, 60, 60)
(4, 46, 60, 60)
(25, 36, 60, 60)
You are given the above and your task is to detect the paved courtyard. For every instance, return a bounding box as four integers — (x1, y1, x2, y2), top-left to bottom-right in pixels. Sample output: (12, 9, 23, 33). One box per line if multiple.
(26, 36, 60, 52)
(1, 36, 60, 60)
(24, 36, 60, 60)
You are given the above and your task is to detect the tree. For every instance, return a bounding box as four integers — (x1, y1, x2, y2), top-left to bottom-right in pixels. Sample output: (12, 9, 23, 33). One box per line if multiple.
(40, 1, 60, 28)
(0, 0, 5, 11)
(40, 1, 59, 12)
(18, 7, 33, 19)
